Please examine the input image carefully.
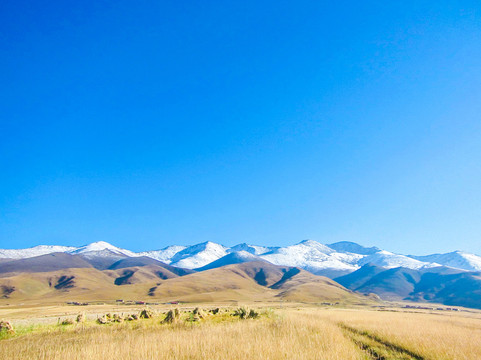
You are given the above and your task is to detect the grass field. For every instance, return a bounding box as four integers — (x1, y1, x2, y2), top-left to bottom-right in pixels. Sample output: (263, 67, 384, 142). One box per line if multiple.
(1, 304, 481, 360)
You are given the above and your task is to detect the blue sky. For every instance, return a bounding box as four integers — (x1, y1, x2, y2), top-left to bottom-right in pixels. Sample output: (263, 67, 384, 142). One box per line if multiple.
(1, 1, 481, 254)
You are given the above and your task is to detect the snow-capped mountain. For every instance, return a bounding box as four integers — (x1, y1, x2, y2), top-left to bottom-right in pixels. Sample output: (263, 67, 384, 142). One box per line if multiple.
(196, 251, 263, 271)
(409, 251, 481, 272)
(169, 241, 228, 269)
(327, 241, 380, 255)
(357, 250, 435, 270)
(1, 239, 480, 277)
(227, 243, 276, 255)
(0, 245, 76, 260)
(259, 240, 361, 277)
(138, 245, 187, 263)
(68, 241, 137, 258)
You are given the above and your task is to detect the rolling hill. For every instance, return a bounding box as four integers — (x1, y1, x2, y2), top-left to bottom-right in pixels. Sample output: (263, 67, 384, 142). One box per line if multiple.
(0, 254, 368, 305)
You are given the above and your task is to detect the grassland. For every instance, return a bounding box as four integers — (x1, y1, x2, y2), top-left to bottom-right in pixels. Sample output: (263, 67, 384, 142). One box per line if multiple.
(1, 304, 481, 360)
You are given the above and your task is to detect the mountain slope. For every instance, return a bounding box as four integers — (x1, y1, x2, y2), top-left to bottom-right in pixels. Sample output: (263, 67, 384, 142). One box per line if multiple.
(228, 243, 277, 255)
(410, 251, 481, 272)
(108, 256, 194, 276)
(146, 261, 366, 303)
(195, 251, 265, 271)
(335, 264, 387, 290)
(138, 245, 186, 263)
(327, 241, 380, 255)
(260, 240, 361, 277)
(0, 245, 76, 260)
(0, 253, 93, 274)
(169, 242, 228, 269)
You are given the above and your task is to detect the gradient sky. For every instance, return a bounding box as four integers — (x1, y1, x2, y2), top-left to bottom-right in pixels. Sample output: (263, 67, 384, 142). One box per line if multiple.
(1, 1, 481, 254)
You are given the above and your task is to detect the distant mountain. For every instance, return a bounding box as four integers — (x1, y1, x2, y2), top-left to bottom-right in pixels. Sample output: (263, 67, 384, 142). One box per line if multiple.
(77, 249, 128, 270)
(336, 264, 481, 309)
(409, 251, 481, 272)
(108, 256, 194, 277)
(354, 266, 422, 300)
(0, 259, 370, 305)
(259, 240, 361, 277)
(138, 245, 187, 263)
(169, 241, 228, 269)
(0, 253, 93, 274)
(2, 240, 480, 277)
(0, 245, 76, 260)
(68, 241, 137, 257)
(2, 239, 481, 309)
(357, 250, 432, 270)
(227, 243, 277, 255)
(327, 241, 380, 255)
(334, 264, 386, 290)
(407, 271, 481, 309)
(196, 251, 264, 271)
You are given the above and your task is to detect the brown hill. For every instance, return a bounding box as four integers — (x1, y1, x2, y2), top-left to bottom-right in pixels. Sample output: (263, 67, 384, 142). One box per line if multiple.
(0, 260, 368, 305)
(104, 265, 180, 285)
(0, 253, 93, 274)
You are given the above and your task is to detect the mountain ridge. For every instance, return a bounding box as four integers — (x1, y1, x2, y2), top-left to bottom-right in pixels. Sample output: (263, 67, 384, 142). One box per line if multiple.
(1, 240, 480, 276)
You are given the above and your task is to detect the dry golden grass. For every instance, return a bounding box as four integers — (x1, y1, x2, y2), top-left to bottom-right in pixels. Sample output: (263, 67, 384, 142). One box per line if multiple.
(320, 308, 481, 360)
(2, 305, 481, 359)
(0, 309, 364, 360)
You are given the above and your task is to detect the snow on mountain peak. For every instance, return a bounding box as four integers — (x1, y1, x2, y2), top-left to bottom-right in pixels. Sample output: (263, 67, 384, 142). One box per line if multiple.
(358, 250, 428, 269)
(409, 251, 481, 272)
(228, 243, 275, 255)
(169, 241, 228, 269)
(0, 245, 76, 260)
(1, 239, 480, 276)
(327, 241, 380, 255)
(138, 245, 186, 264)
(68, 241, 136, 257)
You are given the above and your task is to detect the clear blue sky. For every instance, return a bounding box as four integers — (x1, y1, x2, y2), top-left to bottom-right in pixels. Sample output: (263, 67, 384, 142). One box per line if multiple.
(1, 1, 480, 254)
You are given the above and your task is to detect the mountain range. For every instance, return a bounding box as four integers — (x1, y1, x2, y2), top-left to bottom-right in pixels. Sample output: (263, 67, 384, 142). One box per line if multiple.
(1, 239, 481, 308)
(2, 240, 480, 274)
